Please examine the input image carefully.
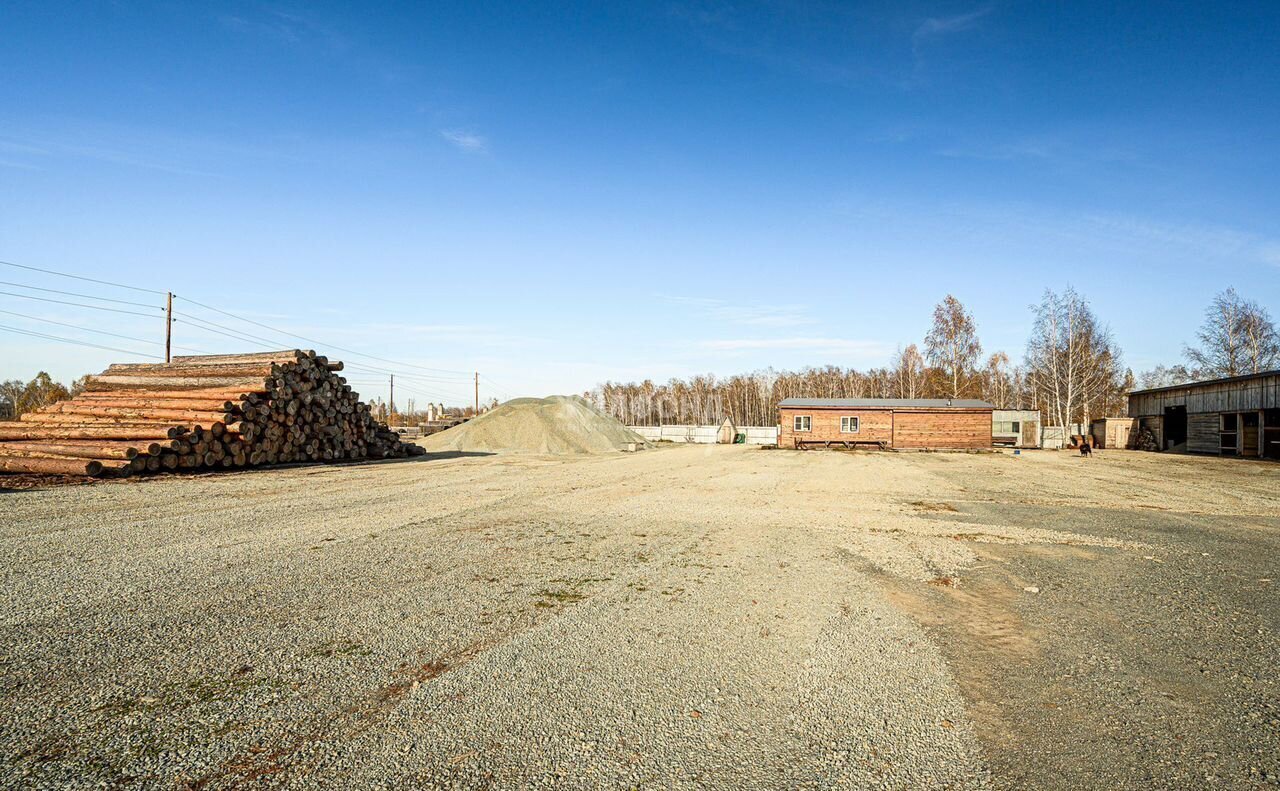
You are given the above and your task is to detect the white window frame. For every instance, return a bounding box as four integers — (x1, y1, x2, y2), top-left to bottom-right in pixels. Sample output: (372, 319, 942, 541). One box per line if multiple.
(794, 415, 812, 432)
(840, 416, 859, 433)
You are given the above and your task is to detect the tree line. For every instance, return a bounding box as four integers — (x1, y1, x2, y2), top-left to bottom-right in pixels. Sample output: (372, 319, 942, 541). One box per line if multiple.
(593, 287, 1278, 429)
(0, 373, 86, 420)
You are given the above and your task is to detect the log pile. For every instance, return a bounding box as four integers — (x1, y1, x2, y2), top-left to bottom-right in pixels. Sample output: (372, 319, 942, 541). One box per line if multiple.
(0, 350, 426, 477)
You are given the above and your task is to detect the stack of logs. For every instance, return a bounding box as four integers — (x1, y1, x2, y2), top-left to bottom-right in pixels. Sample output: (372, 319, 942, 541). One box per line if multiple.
(0, 350, 425, 477)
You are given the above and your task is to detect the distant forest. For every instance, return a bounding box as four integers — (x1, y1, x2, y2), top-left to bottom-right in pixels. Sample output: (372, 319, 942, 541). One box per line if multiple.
(592, 287, 1279, 429)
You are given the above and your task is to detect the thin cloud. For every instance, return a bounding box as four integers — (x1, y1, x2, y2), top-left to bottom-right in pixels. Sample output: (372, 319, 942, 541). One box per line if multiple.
(440, 129, 488, 153)
(701, 337, 890, 354)
(660, 295, 816, 327)
(912, 6, 995, 51)
(218, 8, 348, 50)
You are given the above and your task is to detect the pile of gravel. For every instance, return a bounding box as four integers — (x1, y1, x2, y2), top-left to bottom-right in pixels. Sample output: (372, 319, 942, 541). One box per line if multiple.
(421, 395, 650, 455)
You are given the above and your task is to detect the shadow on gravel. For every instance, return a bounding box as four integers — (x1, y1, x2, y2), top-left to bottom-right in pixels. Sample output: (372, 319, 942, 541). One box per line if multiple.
(875, 501, 1280, 791)
(0, 452, 495, 493)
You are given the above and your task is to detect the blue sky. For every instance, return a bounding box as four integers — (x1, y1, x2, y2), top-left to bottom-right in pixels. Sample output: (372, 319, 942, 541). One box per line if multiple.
(2, 2, 1278, 406)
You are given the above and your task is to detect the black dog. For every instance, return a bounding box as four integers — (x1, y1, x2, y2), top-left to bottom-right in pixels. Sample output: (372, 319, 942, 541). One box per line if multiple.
(1080, 440, 1092, 457)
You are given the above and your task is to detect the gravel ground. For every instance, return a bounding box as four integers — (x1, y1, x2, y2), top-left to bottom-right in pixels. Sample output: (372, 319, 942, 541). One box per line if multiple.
(0, 445, 1276, 789)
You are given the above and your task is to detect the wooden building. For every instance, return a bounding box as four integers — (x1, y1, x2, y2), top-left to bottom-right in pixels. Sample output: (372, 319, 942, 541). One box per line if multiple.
(778, 398, 994, 450)
(992, 409, 1041, 448)
(1090, 417, 1134, 449)
(1127, 370, 1280, 459)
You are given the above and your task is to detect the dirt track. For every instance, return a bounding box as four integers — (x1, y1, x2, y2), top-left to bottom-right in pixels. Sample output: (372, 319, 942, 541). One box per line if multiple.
(1, 446, 1277, 789)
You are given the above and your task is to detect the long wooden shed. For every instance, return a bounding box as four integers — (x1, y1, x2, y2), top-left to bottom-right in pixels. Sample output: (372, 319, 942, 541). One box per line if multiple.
(777, 398, 994, 450)
(1127, 370, 1280, 459)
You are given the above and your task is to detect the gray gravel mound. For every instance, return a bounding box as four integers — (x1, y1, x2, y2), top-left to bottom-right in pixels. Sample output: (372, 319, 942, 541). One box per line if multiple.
(421, 395, 650, 455)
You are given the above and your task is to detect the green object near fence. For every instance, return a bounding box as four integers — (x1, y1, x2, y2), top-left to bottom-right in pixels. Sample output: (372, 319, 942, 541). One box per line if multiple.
(734, 433, 746, 444)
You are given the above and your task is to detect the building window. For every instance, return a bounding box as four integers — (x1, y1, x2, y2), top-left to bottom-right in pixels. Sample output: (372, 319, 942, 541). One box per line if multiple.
(1011, 421, 1020, 433)
(840, 416, 859, 433)
(794, 415, 811, 432)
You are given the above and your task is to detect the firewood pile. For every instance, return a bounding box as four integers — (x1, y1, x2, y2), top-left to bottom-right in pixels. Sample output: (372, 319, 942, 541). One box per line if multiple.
(0, 350, 426, 477)
(1133, 426, 1160, 452)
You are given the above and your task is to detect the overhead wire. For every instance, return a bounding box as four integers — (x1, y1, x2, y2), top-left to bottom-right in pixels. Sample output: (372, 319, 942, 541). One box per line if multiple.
(0, 259, 505, 403)
(0, 280, 164, 309)
(171, 310, 281, 350)
(0, 289, 165, 318)
(0, 322, 164, 359)
(0, 307, 205, 353)
(173, 294, 476, 376)
(0, 259, 166, 295)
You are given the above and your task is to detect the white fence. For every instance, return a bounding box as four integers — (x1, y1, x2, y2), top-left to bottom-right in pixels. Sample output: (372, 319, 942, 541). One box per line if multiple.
(1042, 423, 1087, 450)
(628, 425, 779, 445)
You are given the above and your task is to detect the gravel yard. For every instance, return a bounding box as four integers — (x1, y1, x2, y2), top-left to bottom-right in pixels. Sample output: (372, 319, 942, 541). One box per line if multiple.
(1, 446, 1277, 789)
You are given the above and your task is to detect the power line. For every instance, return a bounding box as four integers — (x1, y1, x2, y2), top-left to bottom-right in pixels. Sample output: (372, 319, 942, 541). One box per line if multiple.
(342, 360, 472, 384)
(0, 259, 498, 392)
(173, 294, 476, 376)
(171, 312, 281, 350)
(480, 374, 516, 400)
(0, 280, 163, 309)
(0, 322, 164, 359)
(172, 309, 474, 398)
(0, 307, 206, 352)
(0, 289, 165, 318)
(0, 259, 166, 295)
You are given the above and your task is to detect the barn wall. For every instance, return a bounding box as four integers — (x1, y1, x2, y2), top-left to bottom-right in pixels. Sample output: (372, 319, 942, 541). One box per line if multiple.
(778, 408, 892, 448)
(1129, 374, 1280, 417)
(892, 410, 992, 449)
(1187, 414, 1219, 454)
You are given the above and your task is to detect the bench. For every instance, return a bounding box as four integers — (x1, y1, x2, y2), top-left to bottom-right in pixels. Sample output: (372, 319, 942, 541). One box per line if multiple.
(795, 439, 888, 451)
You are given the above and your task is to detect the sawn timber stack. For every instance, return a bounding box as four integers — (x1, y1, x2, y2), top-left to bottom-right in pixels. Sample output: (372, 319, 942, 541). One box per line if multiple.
(0, 350, 426, 477)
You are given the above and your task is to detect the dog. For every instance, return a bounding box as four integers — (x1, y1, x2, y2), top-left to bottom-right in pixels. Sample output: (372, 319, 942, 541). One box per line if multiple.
(1079, 440, 1092, 457)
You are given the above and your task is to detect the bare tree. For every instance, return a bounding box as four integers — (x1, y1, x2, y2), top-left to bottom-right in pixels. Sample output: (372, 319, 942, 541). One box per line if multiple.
(1024, 287, 1124, 429)
(0, 372, 74, 419)
(980, 352, 1012, 407)
(1240, 300, 1280, 373)
(892, 344, 927, 399)
(924, 295, 982, 399)
(1138, 364, 1195, 389)
(1185, 288, 1280, 377)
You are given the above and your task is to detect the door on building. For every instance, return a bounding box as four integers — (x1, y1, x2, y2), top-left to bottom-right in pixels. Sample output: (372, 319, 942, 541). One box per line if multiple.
(1242, 412, 1260, 457)
(1022, 420, 1038, 447)
(1163, 406, 1187, 450)
(1264, 409, 1280, 460)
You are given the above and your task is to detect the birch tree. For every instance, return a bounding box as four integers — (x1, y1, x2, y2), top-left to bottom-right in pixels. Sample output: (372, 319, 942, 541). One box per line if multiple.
(1024, 287, 1123, 429)
(892, 344, 927, 399)
(981, 352, 1013, 407)
(1185, 288, 1280, 376)
(924, 295, 982, 399)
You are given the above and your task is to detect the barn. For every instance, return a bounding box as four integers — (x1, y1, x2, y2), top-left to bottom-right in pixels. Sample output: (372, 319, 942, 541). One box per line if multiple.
(1127, 370, 1280, 459)
(777, 398, 994, 450)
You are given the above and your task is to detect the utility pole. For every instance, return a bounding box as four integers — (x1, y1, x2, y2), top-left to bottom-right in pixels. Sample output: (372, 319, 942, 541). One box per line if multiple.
(164, 292, 173, 363)
(389, 374, 395, 420)
(474, 371, 479, 415)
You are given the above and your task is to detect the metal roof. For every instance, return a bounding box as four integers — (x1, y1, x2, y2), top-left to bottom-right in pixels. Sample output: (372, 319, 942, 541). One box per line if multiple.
(778, 398, 995, 409)
(1128, 369, 1280, 396)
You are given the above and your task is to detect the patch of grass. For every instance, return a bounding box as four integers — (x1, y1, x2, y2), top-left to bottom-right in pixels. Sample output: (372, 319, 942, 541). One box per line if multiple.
(533, 576, 611, 608)
(911, 501, 958, 512)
